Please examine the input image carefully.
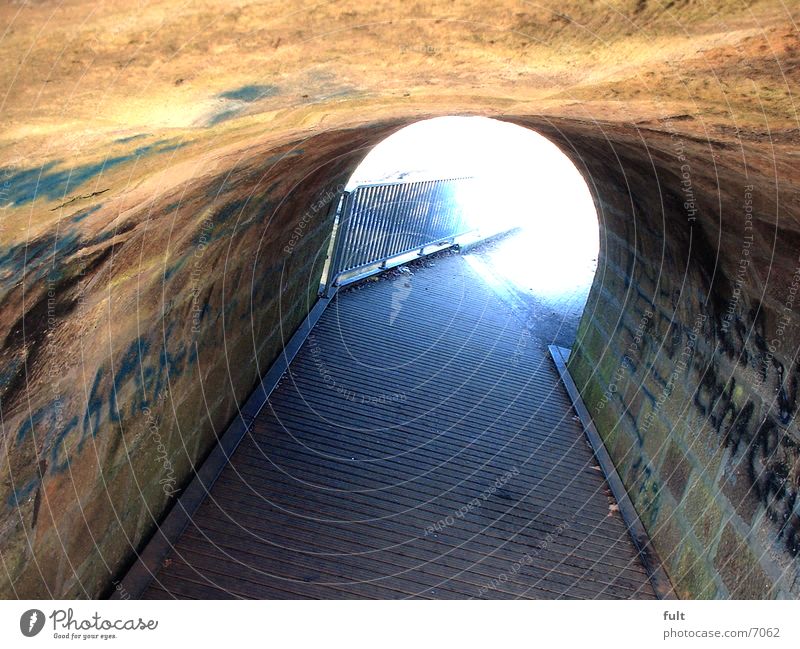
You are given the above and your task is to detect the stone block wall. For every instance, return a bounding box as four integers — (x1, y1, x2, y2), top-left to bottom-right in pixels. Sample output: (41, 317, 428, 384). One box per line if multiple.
(564, 124, 800, 599)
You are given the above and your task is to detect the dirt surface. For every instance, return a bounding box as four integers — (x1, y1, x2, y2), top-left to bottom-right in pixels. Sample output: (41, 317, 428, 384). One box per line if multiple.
(1, 0, 799, 598)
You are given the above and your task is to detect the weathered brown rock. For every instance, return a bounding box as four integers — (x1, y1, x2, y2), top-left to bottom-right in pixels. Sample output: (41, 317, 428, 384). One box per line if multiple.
(0, 0, 798, 598)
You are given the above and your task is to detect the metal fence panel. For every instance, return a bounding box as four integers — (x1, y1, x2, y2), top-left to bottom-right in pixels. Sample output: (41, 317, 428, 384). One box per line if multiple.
(325, 176, 474, 290)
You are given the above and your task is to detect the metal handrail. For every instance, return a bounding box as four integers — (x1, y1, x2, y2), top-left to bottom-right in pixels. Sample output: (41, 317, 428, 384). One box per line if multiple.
(324, 176, 475, 293)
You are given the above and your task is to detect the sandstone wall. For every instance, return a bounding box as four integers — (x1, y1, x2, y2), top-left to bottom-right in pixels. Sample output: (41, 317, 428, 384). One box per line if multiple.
(564, 122, 800, 598)
(0, 0, 797, 597)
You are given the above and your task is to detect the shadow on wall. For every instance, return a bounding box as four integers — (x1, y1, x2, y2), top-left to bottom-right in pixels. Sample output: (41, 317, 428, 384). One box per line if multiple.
(559, 121, 800, 599)
(0, 125, 392, 598)
(1, 111, 798, 601)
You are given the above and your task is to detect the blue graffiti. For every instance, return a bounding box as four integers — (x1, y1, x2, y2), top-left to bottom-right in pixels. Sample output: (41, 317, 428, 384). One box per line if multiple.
(70, 204, 102, 223)
(82, 367, 106, 441)
(0, 230, 82, 288)
(218, 84, 279, 102)
(0, 139, 186, 206)
(110, 338, 149, 423)
(208, 84, 279, 123)
(208, 108, 243, 126)
(6, 477, 39, 507)
(8, 404, 80, 505)
(50, 416, 80, 472)
(163, 256, 188, 282)
(114, 133, 150, 144)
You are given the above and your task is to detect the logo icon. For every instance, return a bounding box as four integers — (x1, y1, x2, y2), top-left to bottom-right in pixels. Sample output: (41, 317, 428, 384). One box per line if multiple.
(20, 609, 45, 637)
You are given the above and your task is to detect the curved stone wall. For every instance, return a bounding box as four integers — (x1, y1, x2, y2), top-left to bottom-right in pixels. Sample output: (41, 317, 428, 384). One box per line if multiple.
(0, 0, 797, 598)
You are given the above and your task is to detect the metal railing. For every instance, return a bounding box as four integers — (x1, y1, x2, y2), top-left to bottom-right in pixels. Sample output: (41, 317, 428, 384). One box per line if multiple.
(323, 176, 475, 293)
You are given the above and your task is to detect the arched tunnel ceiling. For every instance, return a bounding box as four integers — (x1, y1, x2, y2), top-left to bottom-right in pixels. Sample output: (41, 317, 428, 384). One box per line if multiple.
(1, 0, 796, 265)
(1, 0, 799, 599)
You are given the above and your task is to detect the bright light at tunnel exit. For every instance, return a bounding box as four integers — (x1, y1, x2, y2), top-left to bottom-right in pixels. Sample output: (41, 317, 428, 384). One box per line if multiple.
(346, 116, 599, 297)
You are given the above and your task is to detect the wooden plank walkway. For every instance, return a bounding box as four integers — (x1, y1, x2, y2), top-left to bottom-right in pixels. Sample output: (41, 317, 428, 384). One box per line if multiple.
(140, 253, 659, 599)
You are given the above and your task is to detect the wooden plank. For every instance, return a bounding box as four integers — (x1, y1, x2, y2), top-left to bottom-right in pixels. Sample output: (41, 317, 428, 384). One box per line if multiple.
(548, 344, 677, 600)
(128, 253, 664, 600)
(110, 294, 334, 599)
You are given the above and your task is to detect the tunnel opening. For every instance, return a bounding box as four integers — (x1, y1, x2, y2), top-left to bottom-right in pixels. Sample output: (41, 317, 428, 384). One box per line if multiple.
(3, 111, 795, 602)
(108, 116, 680, 600)
(320, 116, 600, 348)
(1, 0, 797, 606)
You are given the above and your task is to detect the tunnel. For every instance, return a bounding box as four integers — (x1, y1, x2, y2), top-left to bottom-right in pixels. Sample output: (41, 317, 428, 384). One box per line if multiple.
(0, 1, 798, 600)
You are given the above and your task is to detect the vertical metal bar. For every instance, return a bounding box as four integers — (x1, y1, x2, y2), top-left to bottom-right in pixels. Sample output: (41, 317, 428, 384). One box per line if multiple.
(388, 183, 404, 259)
(364, 185, 383, 267)
(429, 180, 440, 246)
(444, 179, 455, 237)
(418, 180, 434, 253)
(338, 189, 355, 273)
(324, 190, 353, 294)
(366, 185, 383, 269)
(442, 178, 456, 239)
(348, 187, 369, 271)
(318, 189, 344, 294)
(453, 177, 466, 235)
(391, 182, 409, 258)
(364, 187, 386, 264)
(448, 178, 460, 235)
(430, 179, 444, 241)
(396, 181, 414, 255)
(378, 183, 408, 266)
(458, 177, 472, 234)
(345, 187, 367, 271)
(428, 180, 439, 242)
(326, 177, 474, 289)
(402, 181, 419, 254)
(445, 178, 458, 237)
(359, 185, 376, 267)
(418, 180, 429, 250)
(396, 182, 413, 257)
(416, 180, 429, 253)
(349, 186, 367, 269)
(374, 183, 397, 267)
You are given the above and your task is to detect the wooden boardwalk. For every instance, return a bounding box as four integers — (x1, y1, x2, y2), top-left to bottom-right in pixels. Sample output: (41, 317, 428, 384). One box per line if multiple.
(139, 253, 659, 599)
